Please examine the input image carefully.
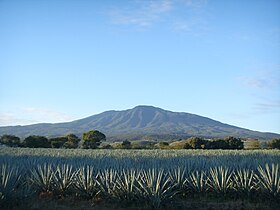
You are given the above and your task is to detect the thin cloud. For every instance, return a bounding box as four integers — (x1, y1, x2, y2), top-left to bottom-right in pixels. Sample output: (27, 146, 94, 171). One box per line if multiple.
(224, 100, 280, 123)
(239, 77, 270, 89)
(254, 100, 280, 114)
(0, 108, 75, 126)
(180, 0, 208, 9)
(236, 66, 280, 117)
(173, 17, 208, 35)
(0, 113, 37, 126)
(110, 0, 172, 27)
(109, 0, 208, 32)
(23, 107, 73, 122)
(238, 67, 280, 90)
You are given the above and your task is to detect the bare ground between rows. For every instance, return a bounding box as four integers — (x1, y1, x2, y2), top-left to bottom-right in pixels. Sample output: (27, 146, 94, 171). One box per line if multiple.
(2, 196, 280, 210)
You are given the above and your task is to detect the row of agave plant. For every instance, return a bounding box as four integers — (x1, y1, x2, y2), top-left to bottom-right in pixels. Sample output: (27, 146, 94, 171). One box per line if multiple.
(0, 163, 279, 208)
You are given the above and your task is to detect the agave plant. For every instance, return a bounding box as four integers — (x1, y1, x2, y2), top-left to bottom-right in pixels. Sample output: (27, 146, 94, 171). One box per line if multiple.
(232, 169, 256, 197)
(114, 169, 141, 202)
(168, 167, 187, 192)
(53, 164, 77, 197)
(256, 163, 280, 198)
(96, 168, 119, 199)
(137, 169, 177, 209)
(30, 163, 55, 193)
(186, 170, 208, 194)
(74, 165, 99, 199)
(207, 166, 233, 195)
(0, 164, 21, 202)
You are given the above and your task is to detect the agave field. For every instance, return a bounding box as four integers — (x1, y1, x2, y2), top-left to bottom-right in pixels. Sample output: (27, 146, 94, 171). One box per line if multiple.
(0, 148, 280, 209)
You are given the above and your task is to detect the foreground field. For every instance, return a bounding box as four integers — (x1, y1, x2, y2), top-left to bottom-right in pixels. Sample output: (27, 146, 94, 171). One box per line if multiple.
(0, 148, 280, 209)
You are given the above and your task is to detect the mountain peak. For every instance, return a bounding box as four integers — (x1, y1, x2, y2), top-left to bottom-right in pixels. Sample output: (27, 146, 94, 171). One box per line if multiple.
(133, 105, 160, 110)
(0, 106, 279, 140)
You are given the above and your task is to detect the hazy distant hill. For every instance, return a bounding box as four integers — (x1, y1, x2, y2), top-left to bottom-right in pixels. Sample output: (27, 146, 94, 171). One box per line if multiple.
(0, 105, 279, 140)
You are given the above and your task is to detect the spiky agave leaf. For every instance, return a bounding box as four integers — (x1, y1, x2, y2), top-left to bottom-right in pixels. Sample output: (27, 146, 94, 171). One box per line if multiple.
(186, 170, 208, 194)
(53, 164, 77, 196)
(232, 169, 256, 197)
(0, 164, 21, 202)
(30, 163, 54, 193)
(168, 167, 187, 192)
(256, 163, 280, 198)
(96, 168, 119, 199)
(113, 169, 142, 202)
(74, 165, 99, 198)
(208, 166, 233, 195)
(138, 169, 177, 209)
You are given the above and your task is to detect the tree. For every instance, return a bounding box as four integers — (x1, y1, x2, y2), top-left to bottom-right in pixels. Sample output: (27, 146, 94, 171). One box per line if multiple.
(82, 130, 106, 149)
(49, 134, 81, 149)
(24, 135, 51, 148)
(186, 137, 207, 149)
(64, 134, 81, 149)
(101, 144, 113, 149)
(49, 137, 68, 148)
(224, 136, 244, 149)
(159, 141, 169, 149)
(268, 139, 280, 149)
(0, 135, 21, 147)
(121, 140, 131, 149)
(207, 139, 229, 149)
(183, 142, 192, 149)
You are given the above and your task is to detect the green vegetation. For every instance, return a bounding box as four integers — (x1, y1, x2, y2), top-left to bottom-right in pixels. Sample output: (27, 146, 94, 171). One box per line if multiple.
(182, 136, 244, 149)
(0, 148, 279, 209)
(2, 131, 280, 151)
(64, 134, 80, 149)
(0, 148, 280, 209)
(82, 130, 106, 149)
(49, 134, 80, 149)
(0, 135, 20, 147)
(268, 139, 280, 149)
(23, 135, 51, 148)
(0, 131, 279, 208)
(121, 140, 132, 149)
(0, 130, 104, 149)
(49, 136, 68, 148)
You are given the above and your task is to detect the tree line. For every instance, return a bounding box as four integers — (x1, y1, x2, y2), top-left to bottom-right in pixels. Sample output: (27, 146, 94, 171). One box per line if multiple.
(176, 136, 244, 149)
(0, 130, 106, 149)
(1, 131, 280, 150)
(162, 137, 280, 150)
(116, 137, 279, 150)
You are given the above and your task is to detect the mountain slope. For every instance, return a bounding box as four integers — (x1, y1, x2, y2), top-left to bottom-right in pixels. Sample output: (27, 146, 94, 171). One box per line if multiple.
(0, 105, 279, 140)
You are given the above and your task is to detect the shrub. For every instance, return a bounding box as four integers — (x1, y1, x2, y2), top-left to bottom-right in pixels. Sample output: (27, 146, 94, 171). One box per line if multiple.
(121, 140, 132, 149)
(224, 136, 244, 149)
(186, 137, 207, 149)
(0, 135, 21, 147)
(82, 130, 106, 149)
(24, 136, 50, 148)
(159, 142, 169, 149)
(49, 137, 68, 148)
(268, 139, 280, 149)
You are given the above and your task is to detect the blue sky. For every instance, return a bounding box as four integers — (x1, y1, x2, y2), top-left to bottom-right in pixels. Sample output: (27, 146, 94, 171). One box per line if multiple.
(0, 0, 279, 133)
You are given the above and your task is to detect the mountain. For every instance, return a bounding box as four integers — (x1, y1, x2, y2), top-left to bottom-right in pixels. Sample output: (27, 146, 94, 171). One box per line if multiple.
(0, 105, 279, 141)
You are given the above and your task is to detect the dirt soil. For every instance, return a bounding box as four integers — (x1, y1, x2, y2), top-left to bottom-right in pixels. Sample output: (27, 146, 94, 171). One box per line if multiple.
(2, 196, 280, 210)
